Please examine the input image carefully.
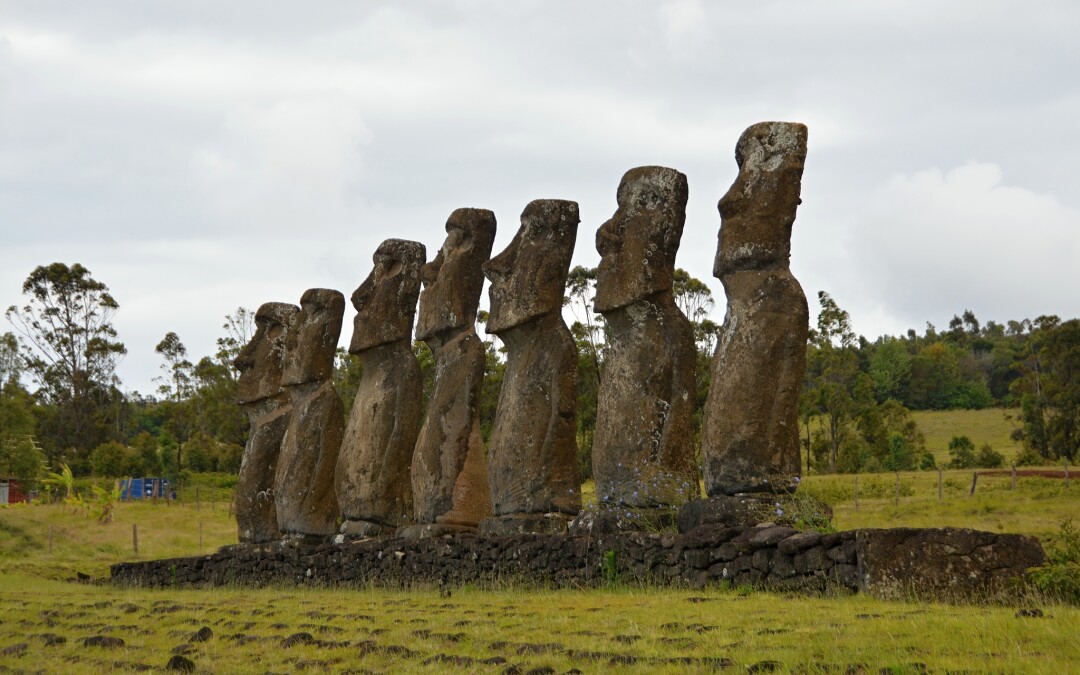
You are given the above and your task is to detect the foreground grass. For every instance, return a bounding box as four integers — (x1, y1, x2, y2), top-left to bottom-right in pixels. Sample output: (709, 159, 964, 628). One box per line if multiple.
(0, 574, 1077, 674)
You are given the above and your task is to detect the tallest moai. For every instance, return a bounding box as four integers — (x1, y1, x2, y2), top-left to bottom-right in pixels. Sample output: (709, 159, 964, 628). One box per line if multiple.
(702, 122, 809, 497)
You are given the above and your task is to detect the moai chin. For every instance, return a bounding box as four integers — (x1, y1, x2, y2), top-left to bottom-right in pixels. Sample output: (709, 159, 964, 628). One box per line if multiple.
(234, 301, 299, 544)
(702, 121, 809, 497)
(480, 199, 581, 535)
(274, 288, 346, 538)
(335, 239, 426, 536)
(590, 166, 699, 515)
(405, 208, 496, 537)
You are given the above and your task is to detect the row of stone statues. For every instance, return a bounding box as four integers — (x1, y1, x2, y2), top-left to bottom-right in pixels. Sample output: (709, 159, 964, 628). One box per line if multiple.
(233, 121, 809, 542)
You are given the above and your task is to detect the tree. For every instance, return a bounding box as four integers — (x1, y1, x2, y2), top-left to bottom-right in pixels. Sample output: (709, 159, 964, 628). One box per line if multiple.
(1013, 319, 1080, 462)
(947, 435, 977, 469)
(155, 332, 192, 402)
(5, 263, 127, 461)
(803, 291, 865, 473)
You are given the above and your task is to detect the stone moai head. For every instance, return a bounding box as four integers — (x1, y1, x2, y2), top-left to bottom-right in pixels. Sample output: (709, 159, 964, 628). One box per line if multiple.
(281, 288, 345, 387)
(415, 208, 497, 341)
(349, 239, 426, 354)
(714, 122, 808, 277)
(234, 302, 300, 406)
(483, 199, 579, 334)
(594, 166, 688, 313)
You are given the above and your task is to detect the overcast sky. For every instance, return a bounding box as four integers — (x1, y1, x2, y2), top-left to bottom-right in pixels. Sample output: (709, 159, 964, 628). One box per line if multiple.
(3, 1, 1078, 395)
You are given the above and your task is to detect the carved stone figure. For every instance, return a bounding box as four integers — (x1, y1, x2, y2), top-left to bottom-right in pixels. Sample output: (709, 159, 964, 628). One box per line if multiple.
(336, 240, 426, 536)
(274, 288, 346, 537)
(590, 166, 698, 511)
(234, 302, 299, 543)
(406, 208, 496, 536)
(701, 121, 809, 496)
(480, 199, 581, 535)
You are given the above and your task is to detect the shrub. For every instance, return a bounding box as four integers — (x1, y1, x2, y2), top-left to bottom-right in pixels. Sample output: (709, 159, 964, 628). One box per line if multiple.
(976, 443, 1005, 469)
(1028, 520, 1080, 604)
(947, 435, 977, 469)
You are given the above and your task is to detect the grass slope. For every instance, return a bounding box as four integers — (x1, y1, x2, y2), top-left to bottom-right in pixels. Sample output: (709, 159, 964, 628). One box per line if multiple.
(910, 408, 1024, 464)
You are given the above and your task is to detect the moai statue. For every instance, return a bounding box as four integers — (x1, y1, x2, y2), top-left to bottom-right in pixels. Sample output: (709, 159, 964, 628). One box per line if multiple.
(479, 199, 581, 535)
(404, 208, 497, 537)
(701, 122, 809, 497)
(274, 288, 346, 539)
(336, 240, 426, 537)
(589, 166, 698, 516)
(234, 302, 299, 544)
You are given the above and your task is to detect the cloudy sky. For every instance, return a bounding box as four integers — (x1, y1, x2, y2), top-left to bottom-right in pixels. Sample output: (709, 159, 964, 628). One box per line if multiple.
(3, 1, 1078, 395)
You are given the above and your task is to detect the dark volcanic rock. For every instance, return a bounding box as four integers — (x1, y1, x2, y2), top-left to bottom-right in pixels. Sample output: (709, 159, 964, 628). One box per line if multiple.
(702, 121, 809, 497)
(166, 654, 196, 672)
(412, 209, 496, 530)
(234, 302, 298, 543)
(275, 288, 346, 536)
(337, 239, 426, 531)
(591, 166, 698, 509)
(856, 527, 1047, 599)
(483, 199, 581, 524)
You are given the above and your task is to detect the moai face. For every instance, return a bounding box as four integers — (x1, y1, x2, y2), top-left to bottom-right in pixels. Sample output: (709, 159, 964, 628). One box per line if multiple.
(234, 302, 299, 406)
(350, 239, 426, 354)
(594, 166, 688, 313)
(415, 208, 497, 341)
(280, 288, 345, 387)
(484, 199, 579, 334)
(714, 122, 808, 277)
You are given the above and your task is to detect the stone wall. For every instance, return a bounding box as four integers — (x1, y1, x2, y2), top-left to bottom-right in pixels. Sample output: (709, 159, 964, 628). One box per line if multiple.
(111, 526, 1044, 600)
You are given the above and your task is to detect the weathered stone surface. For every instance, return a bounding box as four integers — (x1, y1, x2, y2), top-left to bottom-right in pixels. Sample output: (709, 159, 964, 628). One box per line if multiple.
(336, 239, 426, 532)
(856, 527, 1046, 599)
(275, 288, 345, 537)
(483, 199, 581, 524)
(234, 302, 299, 544)
(412, 209, 496, 529)
(113, 525, 1039, 601)
(591, 166, 698, 509)
(702, 122, 809, 496)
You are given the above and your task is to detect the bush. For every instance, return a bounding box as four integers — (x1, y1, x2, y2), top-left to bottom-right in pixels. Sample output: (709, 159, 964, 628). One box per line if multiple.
(90, 441, 134, 477)
(1015, 446, 1045, 467)
(947, 435, 977, 469)
(976, 443, 1005, 469)
(1029, 520, 1080, 604)
(918, 451, 937, 470)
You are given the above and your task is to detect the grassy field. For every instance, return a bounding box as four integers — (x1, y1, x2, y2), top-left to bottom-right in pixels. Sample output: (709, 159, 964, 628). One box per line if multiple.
(910, 408, 1024, 465)
(1, 473, 1077, 673)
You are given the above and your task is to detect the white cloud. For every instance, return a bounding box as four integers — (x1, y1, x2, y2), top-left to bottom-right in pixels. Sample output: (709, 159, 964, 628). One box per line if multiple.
(846, 161, 1080, 334)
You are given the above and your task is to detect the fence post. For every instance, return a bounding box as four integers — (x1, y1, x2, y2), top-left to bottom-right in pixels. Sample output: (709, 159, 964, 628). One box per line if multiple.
(894, 472, 900, 507)
(853, 476, 859, 512)
(1011, 463, 1017, 490)
(132, 523, 138, 556)
(938, 469, 943, 501)
(969, 471, 978, 496)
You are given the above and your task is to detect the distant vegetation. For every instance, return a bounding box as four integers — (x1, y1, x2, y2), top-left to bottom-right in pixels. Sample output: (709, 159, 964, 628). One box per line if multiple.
(2, 262, 1077, 491)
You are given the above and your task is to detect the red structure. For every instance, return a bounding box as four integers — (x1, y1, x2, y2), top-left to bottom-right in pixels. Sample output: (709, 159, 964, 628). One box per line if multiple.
(0, 477, 28, 504)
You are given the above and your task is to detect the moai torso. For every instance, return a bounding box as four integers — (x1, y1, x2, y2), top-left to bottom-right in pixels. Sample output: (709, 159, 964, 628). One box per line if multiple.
(482, 200, 581, 529)
(234, 302, 298, 543)
(591, 167, 698, 508)
(336, 240, 426, 535)
(409, 209, 496, 531)
(274, 288, 346, 537)
(702, 122, 809, 496)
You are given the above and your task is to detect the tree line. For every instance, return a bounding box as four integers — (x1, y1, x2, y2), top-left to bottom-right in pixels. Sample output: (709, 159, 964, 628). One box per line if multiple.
(2, 262, 1076, 491)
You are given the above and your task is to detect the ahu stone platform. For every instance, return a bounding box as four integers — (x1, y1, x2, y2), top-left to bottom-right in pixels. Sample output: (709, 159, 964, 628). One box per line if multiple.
(110, 526, 1044, 601)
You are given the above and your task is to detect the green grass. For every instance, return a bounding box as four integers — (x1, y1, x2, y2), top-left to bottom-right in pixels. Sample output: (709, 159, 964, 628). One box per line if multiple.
(1, 461, 1078, 673)
(800, 470, 1077, 541)
(911, 407, 1024, 464)
(0, 574, 1077, 673)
